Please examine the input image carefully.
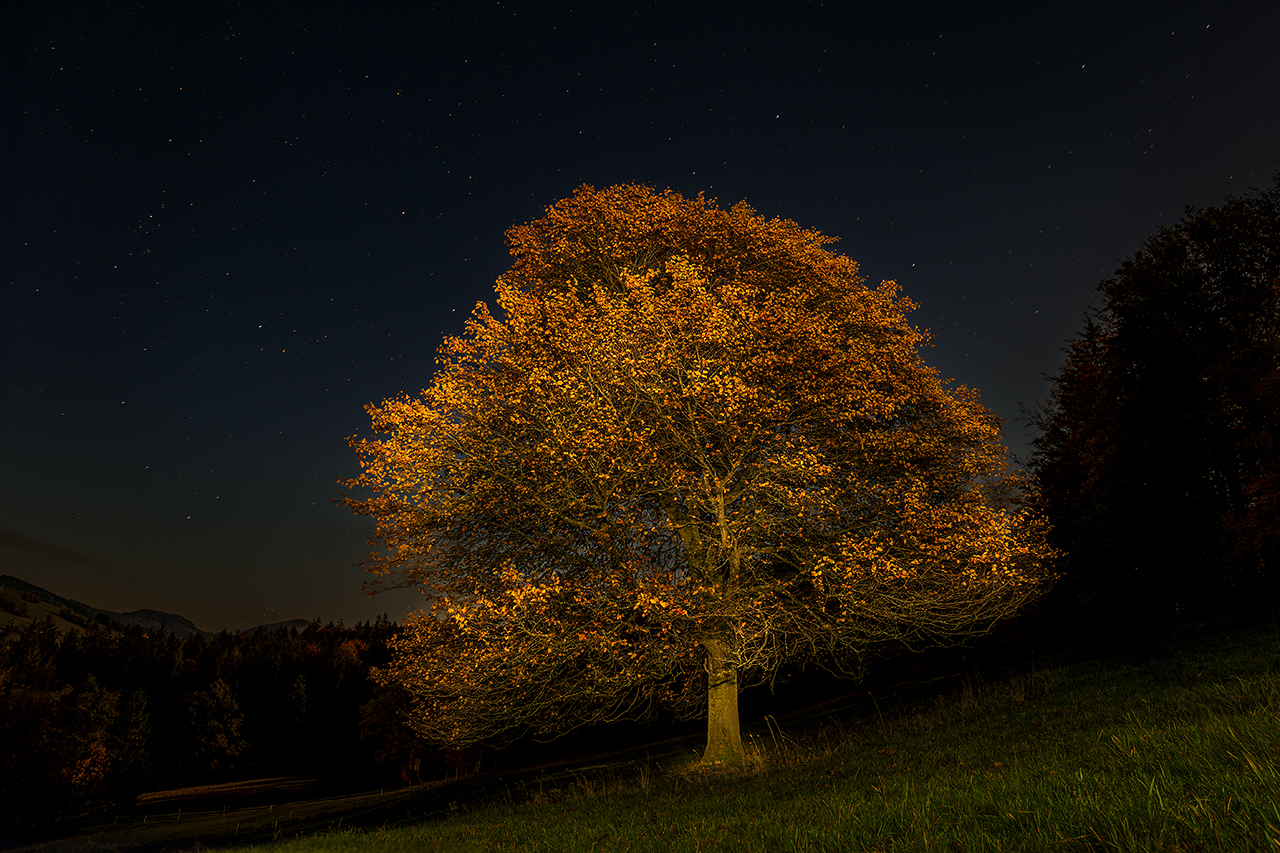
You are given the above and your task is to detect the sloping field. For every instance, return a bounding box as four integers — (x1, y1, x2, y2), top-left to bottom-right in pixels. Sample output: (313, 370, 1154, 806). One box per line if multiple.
(6, 658, 986, 852)
(11, 613, 1278, 852)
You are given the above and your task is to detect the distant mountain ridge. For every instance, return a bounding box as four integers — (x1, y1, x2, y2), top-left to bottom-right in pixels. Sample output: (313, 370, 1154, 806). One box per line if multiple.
(251, 618, 315, 634)
(102, 606, 204, 637)
(0, 575, 310, 637)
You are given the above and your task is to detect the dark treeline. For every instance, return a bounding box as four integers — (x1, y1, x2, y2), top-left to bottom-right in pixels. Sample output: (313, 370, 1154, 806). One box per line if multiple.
(1028, 173, 1279, 635)
(0, 609, 441, 831)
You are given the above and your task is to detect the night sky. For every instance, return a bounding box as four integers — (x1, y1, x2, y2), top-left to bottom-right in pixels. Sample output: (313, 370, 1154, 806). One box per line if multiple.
(5, 1, 1278, 632)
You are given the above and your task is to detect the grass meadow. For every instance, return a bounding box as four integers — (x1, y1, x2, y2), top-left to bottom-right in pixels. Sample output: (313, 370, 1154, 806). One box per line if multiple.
(33, 614, 1280, 852)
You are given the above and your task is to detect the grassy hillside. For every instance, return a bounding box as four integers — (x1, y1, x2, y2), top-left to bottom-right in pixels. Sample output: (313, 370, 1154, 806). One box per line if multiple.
(0, 582, 101, 636)
(0, 574, 207, 638)
(23, 611, 1279, 852)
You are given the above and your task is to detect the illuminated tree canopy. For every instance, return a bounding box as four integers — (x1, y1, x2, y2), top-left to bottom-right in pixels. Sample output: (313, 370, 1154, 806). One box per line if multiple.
(343, 184, 1056, 764)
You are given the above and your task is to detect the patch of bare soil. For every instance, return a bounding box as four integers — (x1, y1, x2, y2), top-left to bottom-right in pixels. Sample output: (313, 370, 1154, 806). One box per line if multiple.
(2, 779, 433, 853)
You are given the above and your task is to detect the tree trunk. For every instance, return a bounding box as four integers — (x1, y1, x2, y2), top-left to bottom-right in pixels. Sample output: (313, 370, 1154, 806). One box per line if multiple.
(699, 637, 743, 765)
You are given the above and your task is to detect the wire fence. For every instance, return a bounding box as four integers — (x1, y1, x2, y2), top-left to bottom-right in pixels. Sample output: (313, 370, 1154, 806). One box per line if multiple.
(98, 785, 413, 830)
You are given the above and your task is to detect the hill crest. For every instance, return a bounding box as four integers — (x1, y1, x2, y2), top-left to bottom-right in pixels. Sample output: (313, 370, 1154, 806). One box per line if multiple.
(0, 575, 308, 637)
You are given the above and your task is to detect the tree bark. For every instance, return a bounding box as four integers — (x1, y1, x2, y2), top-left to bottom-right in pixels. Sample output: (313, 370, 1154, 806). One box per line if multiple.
(699, 637, 743, 765)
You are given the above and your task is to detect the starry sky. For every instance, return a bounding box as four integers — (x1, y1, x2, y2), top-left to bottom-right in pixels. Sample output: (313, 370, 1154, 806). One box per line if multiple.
(5, 1, 1278, 632)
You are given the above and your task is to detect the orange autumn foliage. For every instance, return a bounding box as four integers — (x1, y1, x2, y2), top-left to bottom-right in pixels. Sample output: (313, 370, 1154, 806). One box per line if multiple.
(343, 184, 1056, 762)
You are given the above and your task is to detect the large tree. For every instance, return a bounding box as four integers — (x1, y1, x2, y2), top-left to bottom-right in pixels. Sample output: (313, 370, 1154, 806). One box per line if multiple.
(1029, 175, 1279, 626)
(344, 184, 1055, 764)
